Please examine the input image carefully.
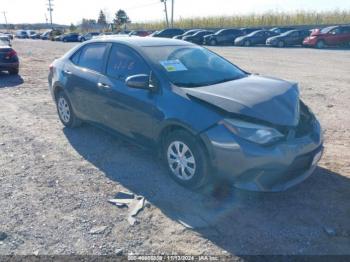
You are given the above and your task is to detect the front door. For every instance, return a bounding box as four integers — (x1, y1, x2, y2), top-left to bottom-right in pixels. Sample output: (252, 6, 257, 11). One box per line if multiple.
(97, 44, 158, 145)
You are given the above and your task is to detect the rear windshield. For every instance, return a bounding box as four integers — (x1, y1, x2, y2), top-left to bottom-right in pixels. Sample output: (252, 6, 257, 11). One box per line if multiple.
(143, 45, 246, 88)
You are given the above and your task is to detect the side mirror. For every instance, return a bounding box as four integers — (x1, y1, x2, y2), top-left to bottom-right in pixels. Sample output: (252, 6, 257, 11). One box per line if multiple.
(126, 73, 159, 92)
(125, 74, 150, 89)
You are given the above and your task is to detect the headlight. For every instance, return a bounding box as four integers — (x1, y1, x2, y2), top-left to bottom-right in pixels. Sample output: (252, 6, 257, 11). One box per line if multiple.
(219, 119, 284, 145)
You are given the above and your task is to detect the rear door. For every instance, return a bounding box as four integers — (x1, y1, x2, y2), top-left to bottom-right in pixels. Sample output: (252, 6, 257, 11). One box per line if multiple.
(97, 44, 158, 144)
(63, 43, 110, 122)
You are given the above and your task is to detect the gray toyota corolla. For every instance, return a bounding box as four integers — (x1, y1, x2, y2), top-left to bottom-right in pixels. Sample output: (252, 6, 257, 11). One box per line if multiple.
(48, 37, 323, 192)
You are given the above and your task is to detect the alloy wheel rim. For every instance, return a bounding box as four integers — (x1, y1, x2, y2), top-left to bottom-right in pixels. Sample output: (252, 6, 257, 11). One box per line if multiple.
(58, 97, 70, 123)
(167, 141, 196, 181)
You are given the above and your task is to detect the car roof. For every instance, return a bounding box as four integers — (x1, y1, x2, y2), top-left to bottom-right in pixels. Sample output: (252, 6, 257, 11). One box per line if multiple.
(90, 36, 194, 47)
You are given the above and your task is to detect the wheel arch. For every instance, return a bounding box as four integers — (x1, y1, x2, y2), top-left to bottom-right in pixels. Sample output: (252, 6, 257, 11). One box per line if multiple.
(156, 121, 214, 162)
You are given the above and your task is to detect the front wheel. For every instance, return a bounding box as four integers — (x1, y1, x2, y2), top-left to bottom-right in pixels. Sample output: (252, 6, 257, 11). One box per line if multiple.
(278, 40, 285, 48)
(210, 39, 217, 46)
(56, 91, 81, 128)
(316, 40, 325, 49)
(163, 130, 211, 190)
(244, 40, 251, 47)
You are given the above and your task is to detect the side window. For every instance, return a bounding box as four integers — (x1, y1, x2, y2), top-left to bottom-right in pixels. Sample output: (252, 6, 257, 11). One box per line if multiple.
(107, 45, 150, 80)
(342, 27, 350, 34)
(78, 43, 108, 73)
(70, 49, 81, 65)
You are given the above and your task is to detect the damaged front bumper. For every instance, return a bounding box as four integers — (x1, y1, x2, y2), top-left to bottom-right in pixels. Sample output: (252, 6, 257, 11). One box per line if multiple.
(201, 119, 323, 192)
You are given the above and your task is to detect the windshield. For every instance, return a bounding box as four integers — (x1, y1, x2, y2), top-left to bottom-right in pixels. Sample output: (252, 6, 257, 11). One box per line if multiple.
(281, 30, 295, 36)
(320, 27, 334, 34)
(143, 46, 247, 88)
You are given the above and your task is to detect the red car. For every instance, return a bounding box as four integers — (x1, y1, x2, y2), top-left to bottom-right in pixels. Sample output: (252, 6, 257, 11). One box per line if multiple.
(303, 25, 350, 48)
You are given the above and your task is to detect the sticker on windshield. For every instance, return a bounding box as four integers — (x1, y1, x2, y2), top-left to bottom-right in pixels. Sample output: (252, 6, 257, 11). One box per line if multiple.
(160, 60, 187, 72)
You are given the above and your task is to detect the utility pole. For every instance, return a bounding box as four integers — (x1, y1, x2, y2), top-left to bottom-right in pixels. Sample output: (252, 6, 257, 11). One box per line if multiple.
(171, 0, 174, 28)
(45, 13, 48, 26)
(161, 0, 169, 28)
(47, 0, 54, 28)
(2, 11, 8, 31)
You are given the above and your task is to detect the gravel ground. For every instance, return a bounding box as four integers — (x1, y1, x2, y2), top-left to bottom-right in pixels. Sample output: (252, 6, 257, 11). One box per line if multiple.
(0, 39, 349, 256)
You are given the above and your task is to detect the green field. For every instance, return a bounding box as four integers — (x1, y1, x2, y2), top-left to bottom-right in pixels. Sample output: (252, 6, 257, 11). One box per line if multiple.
(130, 10, 350, 30)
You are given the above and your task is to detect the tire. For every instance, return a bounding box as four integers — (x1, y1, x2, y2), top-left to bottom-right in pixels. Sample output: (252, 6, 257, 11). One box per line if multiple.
(163, 130, 211, 190)
(278, 40, 285, 48)
(9, 68, 19, 75)
(63, 39, 67, 42)
(210, 39, 217, 46)
(56, 91, 81, 128)
(316, 40, 325, 49)
(244, 40, 251, 47)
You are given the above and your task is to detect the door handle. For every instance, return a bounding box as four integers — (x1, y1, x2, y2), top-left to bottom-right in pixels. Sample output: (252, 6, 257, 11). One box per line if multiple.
(63, 69, 72, 75)
(97, 82, 111, 89)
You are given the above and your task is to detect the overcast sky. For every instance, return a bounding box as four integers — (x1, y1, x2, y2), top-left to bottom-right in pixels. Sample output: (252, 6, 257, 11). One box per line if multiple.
(2, 0, 350, 24)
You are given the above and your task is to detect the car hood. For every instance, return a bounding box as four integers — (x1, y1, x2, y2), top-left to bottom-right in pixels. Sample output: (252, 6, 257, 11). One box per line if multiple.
(183, 75, 300, 126)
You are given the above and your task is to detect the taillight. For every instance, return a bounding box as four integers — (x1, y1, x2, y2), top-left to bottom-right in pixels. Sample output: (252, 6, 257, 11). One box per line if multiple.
(49, 63, 54, 73)
(5, 50, 17, 59)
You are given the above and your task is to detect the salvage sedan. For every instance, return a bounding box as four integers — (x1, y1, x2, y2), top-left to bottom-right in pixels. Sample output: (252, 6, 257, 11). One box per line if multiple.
(48, 37, 323, 192)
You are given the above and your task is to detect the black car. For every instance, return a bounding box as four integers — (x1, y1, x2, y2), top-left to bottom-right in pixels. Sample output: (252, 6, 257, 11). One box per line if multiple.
(203, 29, 243, 46)
(0, 40, 19, 74)
(61, 33, 80, 42)
(151, 28, 185, 38)
(173, 29, 203, 40)
(183, 30, 214, 45)
(235, 30, 279, 46)
(270, 27, 296, 34)
(266, 29, 311, 47)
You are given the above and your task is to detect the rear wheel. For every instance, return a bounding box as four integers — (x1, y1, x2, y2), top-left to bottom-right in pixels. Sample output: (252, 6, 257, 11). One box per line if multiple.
(316, 40, 325, 49)
(163, 130, 211, 190)
(56, 91, 81, 128)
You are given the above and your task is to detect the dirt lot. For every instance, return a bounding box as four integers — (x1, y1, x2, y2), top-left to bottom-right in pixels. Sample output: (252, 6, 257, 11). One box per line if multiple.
(0, 39, 349, 256)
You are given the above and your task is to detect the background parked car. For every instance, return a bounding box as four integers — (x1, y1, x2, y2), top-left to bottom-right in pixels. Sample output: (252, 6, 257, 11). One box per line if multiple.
(42, 29, 63, 41)
(15, 30, 28, 39)
(61, 33, 80, 42)
(235, 30, 279, 46)
(0, 35, 11, 46)
(270, 27, 296, 34)
(2, 32, 13, 40)
(129, 30, 150, 37)
(151, 28, 185, 38)
(183, 30, 214, 45)
(266, 29, 311, 47)
(79, 32, 100, 42)
(303, 25, 350, 48)
(26, 30, 39, 39)
(0, 39, 19, 75)
(173, 29, 203, 39)
(203, 29, 243, 45)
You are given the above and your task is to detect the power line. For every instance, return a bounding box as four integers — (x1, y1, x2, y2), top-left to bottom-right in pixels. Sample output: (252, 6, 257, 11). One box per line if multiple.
(47, 0, 54, 28)
(2, 11, 8, 30)
(171, 0, 174, 28)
